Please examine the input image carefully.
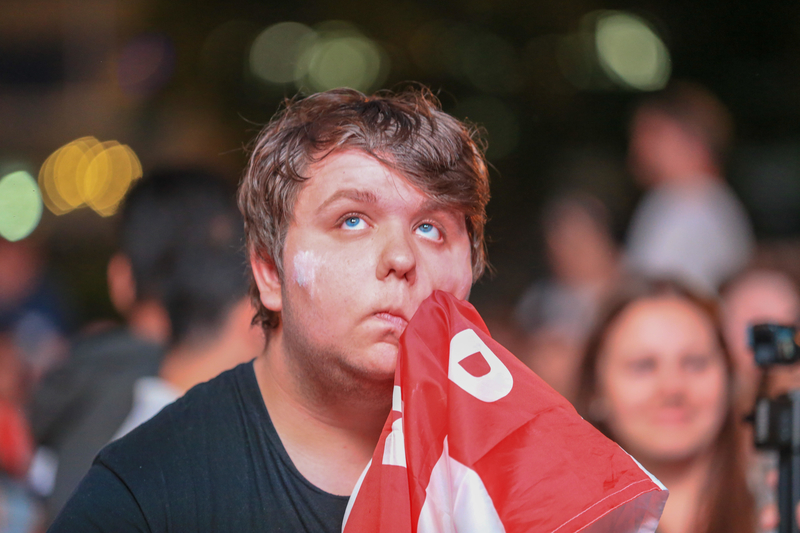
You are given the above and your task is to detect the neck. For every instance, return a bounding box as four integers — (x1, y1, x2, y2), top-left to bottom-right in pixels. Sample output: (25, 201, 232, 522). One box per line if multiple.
(254, 330, 391, 496)
(644, 452, 714, 533)
(159, 340, 227, 395)
(128, 301, 170, 345)
(159, 311, 263, 394)
(658, 163, 721, 188)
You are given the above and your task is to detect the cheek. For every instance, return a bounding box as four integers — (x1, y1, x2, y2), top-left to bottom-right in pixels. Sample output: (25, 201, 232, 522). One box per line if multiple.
(602, 372, 654, 421)
(696, 368, 729, 422)
(452, 263, 474, 300)
(292, 250, 322, 292)
(427, 261, 472, 300)
(429, 244, 474, 299)
(295, 249, 370, 310)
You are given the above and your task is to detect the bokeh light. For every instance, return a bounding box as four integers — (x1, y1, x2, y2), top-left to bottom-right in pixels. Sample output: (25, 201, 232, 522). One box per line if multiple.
(595, 11, 671, 91)
(297, 22, 388, 92)
(38, 137, 143, 217)
(0, 171, 43, 242)
(249, 22, 316, 84)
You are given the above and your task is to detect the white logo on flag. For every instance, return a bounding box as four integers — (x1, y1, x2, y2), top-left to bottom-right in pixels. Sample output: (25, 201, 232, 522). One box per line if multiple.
(417, 436, 506, 533)
(448, 329, 513, 402)
(382, 385, 407, 467)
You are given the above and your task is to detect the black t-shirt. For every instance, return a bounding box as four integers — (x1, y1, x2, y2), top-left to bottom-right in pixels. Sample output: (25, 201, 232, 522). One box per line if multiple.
(48, 361, 350, 533)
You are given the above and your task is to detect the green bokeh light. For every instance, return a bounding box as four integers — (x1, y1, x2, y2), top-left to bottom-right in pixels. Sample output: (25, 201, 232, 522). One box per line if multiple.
(249, 22, 316, 84)
(595, 11, 670, 91)
(0, 171, 43, 241)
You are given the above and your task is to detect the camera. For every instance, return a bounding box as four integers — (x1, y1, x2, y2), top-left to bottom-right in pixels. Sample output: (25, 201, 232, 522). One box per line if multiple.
(750, 323, 800, 533)
(750, 323, 800, 451)
(750, 324, 800, 367)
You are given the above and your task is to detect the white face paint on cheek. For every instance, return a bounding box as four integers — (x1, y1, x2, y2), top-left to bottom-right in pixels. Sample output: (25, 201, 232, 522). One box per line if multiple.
(292, 250, 321, 293)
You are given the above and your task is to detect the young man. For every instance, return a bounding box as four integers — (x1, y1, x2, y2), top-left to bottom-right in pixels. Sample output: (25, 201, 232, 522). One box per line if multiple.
(110, 169, 263, 440)
(50, 88, 490, 532)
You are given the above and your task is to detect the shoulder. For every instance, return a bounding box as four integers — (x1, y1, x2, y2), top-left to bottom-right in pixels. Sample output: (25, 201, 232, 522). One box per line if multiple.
(89, 361, 263, 529)
(102, 361, 257, 462)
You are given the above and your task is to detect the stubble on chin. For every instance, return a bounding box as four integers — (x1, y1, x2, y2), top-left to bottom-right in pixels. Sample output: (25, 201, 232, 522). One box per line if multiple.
(281, 324, 395, 411)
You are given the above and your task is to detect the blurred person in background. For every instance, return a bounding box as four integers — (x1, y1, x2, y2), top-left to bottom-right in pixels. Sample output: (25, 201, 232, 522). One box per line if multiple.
(514, 192, 620, 403)
(721, 268, 800, 532)
(27, 168, 245, 522)
(576, 278, 755, 533)
(720, 268, 800, 415)
(625, 81, 755, 295)
(0, 323, 41, 533)
(111, 172, 263, 440)
(0, 238, 72, 382)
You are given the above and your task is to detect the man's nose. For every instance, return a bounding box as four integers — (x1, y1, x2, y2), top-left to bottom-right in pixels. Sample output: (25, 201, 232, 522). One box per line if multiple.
(376, 224, 417, 283)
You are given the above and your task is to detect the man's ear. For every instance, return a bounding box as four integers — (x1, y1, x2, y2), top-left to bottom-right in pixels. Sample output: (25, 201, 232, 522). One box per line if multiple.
(250, 254, 282, 313)
(108, 253, 136, 315)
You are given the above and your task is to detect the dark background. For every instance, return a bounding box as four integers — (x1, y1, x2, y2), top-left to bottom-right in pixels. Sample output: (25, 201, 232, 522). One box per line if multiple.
(2, 0, 800, 325)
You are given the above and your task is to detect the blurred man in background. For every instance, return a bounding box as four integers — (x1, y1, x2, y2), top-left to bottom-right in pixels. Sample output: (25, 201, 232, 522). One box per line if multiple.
(625, 81, 755, 295)
(111, 171, 263, 440)
(28, 168, 257, 522)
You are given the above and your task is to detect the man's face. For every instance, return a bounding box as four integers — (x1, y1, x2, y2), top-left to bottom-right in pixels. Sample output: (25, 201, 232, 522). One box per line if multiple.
(259, 149, 474, 389)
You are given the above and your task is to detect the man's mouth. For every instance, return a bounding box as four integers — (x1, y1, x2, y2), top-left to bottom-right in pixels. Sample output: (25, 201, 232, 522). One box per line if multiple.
(375, 312, 409, 333)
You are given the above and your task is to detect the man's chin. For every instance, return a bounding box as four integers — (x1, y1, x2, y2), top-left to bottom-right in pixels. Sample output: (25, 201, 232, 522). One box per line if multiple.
(347, 344, 399, 384)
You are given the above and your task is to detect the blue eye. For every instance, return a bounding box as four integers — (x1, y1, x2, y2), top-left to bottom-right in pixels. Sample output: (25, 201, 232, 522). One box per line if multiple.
(342, 216, 366, 230)
(415, 223, 441, 240)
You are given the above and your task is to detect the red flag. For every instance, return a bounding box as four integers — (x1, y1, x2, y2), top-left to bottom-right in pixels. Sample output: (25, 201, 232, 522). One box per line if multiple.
(343, 291, 667, 533)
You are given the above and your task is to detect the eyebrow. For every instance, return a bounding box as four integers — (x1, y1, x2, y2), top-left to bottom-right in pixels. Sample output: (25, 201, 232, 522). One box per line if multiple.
(317, 188, 379, 213)
(316, 187, 463, 223)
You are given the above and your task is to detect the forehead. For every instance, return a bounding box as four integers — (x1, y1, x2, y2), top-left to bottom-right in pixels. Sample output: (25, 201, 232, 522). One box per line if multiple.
(726, 275, 800, 317)
(297, 149, 453, 214)
(603, 297, 717, 358)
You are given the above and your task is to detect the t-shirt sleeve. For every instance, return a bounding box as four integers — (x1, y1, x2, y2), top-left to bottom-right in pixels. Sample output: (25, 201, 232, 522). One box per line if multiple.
(48, 461, 151, 533)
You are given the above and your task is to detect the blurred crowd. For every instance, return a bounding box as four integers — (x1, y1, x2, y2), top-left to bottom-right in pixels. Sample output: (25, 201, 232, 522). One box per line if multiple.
(0, 168, 264, 531)
(503, 82, 798, 533)
(0, 81, 798, 533)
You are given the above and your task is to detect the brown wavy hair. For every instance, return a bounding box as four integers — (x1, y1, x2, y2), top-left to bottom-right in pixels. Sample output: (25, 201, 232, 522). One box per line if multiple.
(237, 87, 491, 332)
(575, 278, 755, 533)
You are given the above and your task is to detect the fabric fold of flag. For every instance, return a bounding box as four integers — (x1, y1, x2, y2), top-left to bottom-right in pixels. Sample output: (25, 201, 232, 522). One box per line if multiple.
(343, 290, 667, 533)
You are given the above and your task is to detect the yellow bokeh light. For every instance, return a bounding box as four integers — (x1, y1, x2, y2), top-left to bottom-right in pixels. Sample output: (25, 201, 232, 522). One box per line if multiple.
(88, 144, 137, 216)
(54, 136, 100, 208)
(39, 149, 73, 215)
(39, 137, 143, 217)
(78, 141, 119, 203)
